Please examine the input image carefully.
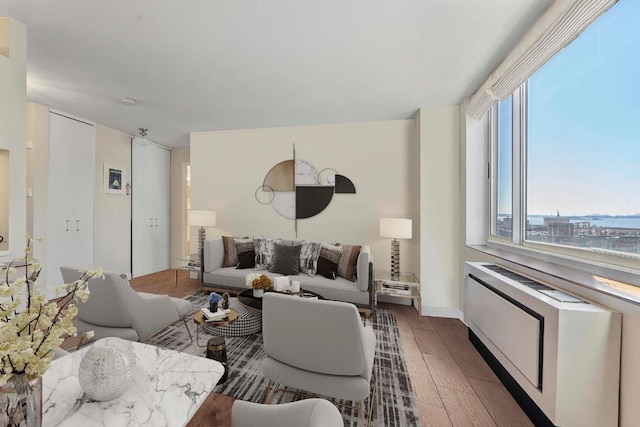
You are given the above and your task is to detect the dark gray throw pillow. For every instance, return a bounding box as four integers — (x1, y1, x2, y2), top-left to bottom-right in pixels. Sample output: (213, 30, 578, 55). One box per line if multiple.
(269, 243, 302, 275)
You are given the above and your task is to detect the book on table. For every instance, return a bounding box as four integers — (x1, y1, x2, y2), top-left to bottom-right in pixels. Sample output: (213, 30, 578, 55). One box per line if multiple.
(380, 281, 412, 296)
(201, 307, 226, 322)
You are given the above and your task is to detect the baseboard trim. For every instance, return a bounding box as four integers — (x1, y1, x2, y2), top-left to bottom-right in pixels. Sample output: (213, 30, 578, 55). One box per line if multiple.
(420, 306, 463, 319)
(468, 329, 555, 427)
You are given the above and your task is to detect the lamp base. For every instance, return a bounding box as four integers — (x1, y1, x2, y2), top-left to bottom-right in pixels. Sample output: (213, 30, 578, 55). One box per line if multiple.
(390, 238, 400, 278)
(198, 226, 206, 265)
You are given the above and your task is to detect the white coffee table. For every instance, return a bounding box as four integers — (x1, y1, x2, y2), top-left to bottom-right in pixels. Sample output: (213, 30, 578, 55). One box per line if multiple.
(43, 341, 224, 426)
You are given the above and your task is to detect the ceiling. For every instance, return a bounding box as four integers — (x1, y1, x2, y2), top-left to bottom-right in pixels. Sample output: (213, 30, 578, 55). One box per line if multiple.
(0, 0, 552, 148)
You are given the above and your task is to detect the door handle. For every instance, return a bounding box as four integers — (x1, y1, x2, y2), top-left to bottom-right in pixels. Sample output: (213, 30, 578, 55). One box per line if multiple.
(65, 220, 70, 232)
(76, 220, 80, 231)
(150, 218, 154, 227)
(155, 218, 159, 227)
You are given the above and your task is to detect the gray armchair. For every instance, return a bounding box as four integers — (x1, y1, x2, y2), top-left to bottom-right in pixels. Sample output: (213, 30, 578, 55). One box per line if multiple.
(60, 267, 193, 343)
(231, 399, 343, 427)
(261, 293, 376, 425)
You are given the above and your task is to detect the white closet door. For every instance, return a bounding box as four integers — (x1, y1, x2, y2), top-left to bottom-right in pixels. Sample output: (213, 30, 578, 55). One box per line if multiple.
(47, 113, 94, 289)
(47, 114, 74, 287)
(132, 141, 152, 277)
(153, 145, 171, 273)
(70, 119, 95, 268)
(132, 143, 170, 277)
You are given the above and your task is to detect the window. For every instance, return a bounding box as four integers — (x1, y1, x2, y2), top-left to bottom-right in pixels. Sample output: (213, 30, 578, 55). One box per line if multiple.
(490, 0, 640, 269)
(495, 96, 513, 239)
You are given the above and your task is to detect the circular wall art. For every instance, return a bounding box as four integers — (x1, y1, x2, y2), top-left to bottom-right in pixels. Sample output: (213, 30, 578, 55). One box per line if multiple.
(258, 156, 356, 220)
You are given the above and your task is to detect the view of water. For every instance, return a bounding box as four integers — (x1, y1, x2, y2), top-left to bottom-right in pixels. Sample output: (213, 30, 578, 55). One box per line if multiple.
(525, 216, 640, 229)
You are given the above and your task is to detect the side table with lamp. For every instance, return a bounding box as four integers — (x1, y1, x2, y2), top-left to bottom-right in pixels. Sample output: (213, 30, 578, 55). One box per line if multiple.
(378, 218, 421, 320)
(188, 209, 216, 285)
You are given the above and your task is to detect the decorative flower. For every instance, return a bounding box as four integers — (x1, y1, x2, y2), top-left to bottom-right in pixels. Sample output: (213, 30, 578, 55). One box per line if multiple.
(245, 273, 262, 287)
(244, 273, 272, 290)
(207, 292, 222, 304)
(0, 236, 102, 385)
(253, 274, 272, 290)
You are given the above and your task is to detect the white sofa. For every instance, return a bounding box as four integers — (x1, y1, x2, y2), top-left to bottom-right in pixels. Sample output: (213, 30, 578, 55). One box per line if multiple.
(202, 238, 374, 310)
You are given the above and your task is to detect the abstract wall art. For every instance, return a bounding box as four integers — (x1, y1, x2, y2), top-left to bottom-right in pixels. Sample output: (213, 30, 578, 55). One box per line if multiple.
(255, 145, 356, 234)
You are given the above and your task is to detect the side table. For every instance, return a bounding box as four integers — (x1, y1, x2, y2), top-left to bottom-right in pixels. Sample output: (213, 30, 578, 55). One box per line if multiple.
(374, 270, 421, 321)
(193, 309, 239, 347)
(194, 309, 239, 385)
(176, 255, 201, 287)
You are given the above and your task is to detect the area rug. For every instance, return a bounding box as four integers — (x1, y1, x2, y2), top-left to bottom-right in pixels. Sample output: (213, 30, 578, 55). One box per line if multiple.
(144, 291, 421, 427)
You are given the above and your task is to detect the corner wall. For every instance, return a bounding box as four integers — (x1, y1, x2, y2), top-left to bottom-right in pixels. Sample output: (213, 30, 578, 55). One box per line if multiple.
(418, 106, 462, 317)
(93, 125, 132, 274)
(171, 147, 190, 266)
(190, 120, 420, 276)
(0, 17, 26, 261)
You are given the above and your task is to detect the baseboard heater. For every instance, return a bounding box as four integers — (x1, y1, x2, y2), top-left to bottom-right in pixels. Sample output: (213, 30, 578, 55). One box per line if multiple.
(464, 262, 621, 427)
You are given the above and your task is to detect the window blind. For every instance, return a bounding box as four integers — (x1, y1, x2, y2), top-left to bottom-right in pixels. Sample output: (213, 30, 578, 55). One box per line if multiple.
(467, 0, 617, 120)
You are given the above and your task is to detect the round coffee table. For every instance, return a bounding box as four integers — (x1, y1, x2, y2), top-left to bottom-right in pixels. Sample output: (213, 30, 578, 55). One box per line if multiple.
(193, 309, 238, 347)
(238, 288, 324, 312)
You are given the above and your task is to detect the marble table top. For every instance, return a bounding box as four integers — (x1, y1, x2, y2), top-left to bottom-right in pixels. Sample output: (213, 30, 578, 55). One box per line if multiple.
(43, 341, 224, 426)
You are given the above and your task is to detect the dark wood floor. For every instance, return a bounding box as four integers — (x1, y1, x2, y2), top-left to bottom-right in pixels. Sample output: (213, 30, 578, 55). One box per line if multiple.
(118, 270, 532, 426)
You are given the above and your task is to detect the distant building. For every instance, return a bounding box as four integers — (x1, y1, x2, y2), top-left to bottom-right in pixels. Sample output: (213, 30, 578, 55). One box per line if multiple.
(544, 217, 572, 237)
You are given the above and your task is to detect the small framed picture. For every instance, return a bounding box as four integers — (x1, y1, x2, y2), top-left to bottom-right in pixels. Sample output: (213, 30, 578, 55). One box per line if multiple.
(103, 163, 126, 195)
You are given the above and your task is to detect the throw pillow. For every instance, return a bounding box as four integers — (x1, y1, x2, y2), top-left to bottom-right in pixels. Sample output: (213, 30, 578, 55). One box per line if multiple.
(269, 243, 302, 275)
(336, 243, 361, 282)
(234, 238, 255, 269)
(299, 241, 321, 276)
(253, 237, 281, 270)
(316, 242, 344, 280)
(222, 235, 248, 267)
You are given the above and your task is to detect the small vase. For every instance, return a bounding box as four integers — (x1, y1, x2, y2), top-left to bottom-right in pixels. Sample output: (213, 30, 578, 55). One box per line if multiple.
(0, 374, 42, 427)
(78, 337, 136, 402)
(253, 288, 264, 298)
(209, 301, 218, 313)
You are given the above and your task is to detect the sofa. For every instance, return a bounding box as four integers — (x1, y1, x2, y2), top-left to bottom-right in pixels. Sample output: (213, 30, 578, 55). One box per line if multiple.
(202, 238, 374, 310)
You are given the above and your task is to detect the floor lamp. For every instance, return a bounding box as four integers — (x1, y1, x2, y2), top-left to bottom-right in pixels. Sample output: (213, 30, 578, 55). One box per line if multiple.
(189, 210, 217, 265)
(379, 218, 412, 277)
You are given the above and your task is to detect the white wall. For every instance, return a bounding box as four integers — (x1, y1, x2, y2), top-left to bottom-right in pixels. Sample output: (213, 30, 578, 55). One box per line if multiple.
(93, 125, 132, 274)
(418, 106, 462, 317)
(0, 150, 9, 251)
(190, 120, 421, 276)
(0, 17, 26, 261)
(171, 147, 190, 266)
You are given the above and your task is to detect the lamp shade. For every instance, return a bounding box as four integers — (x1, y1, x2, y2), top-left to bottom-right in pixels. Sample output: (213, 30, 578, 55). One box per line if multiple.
(380, 218, 412, 239)
(189, 210, 217, 227)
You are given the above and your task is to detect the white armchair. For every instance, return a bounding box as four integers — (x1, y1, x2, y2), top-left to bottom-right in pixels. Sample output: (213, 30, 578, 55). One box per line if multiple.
(60, 267, 193, 343)
(261, 293, 376, 425)
(231, 398, 343, 427)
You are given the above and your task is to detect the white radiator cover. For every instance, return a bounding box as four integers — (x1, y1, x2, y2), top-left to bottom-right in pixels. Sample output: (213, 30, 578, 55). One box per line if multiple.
(464, 262, 621, 427)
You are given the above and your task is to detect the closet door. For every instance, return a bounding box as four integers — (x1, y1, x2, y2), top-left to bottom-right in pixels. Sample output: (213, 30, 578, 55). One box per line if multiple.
(152, 145, 171, 272)
(71, 119, 95, 267)
(47, 112, 94, 288)
(47, 113, 74, 287)
(132, 142, 170, 277)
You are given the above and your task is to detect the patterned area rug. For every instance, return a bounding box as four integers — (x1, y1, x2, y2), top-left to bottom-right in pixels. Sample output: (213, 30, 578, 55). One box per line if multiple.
(144, 291, 420, 427)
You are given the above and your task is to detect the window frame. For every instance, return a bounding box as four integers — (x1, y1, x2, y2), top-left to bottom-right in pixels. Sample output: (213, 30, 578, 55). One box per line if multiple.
(487, 82, 640, 278)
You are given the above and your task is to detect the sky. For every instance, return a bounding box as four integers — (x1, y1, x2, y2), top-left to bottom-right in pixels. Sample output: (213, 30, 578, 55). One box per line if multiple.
(498, 0, 640, 217)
